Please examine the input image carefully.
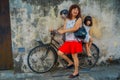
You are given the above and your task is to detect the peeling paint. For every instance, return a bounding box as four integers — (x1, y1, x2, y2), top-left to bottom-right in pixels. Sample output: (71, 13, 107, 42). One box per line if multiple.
(9, 0, 120, 72)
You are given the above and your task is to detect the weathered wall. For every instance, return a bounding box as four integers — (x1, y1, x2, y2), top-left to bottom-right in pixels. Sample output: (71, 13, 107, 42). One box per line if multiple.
(9, 0, 120, 72)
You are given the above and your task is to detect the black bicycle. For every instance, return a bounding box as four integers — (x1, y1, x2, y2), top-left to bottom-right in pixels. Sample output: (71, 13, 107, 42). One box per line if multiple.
(27, 31, 99, 73)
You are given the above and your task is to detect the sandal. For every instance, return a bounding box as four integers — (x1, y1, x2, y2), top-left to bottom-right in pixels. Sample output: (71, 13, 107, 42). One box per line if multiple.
(65, 64, 74, 69)
(69, 73, 79, 78)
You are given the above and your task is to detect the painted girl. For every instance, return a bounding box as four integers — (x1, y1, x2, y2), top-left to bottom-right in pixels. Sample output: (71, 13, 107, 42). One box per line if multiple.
(83, 16, 93, 58)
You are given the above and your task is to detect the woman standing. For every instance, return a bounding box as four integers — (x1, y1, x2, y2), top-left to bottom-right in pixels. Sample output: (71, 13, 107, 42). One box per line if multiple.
(58, 4, 83, 78)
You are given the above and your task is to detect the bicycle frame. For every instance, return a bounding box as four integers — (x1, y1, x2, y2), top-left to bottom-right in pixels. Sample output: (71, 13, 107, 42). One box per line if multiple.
(27, 31, 100, 73)
(37, 31, 84, 52)
(50, 34, 60, 50)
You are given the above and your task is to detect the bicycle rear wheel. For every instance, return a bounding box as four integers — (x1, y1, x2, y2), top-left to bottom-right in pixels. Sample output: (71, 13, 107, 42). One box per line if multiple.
(79, 43, 99, 69)
(27, 45, 58, 73)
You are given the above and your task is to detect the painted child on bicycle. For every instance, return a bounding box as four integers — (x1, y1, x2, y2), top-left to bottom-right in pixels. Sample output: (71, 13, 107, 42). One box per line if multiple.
(83, 16, 93, 58)
(49, 9, 68, 44)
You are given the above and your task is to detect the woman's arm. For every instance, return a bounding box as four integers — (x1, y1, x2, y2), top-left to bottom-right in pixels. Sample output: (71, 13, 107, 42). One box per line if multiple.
(58, 18, 82, 34)
(65, 18, 82, 32)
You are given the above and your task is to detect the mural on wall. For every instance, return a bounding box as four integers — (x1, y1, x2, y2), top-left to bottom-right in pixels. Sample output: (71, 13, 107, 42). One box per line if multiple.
(9, 0, 120, 72)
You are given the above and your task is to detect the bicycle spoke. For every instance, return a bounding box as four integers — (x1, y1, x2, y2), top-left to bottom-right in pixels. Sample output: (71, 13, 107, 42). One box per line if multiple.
(79, 43, 99, 69)
(27, 46, 57, 73)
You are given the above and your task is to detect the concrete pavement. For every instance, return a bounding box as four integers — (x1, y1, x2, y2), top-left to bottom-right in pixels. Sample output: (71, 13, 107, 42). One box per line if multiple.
(0, 64, 120, 80)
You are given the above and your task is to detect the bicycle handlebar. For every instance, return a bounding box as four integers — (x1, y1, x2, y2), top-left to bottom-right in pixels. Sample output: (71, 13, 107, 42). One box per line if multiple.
(50, 30, 58, 36)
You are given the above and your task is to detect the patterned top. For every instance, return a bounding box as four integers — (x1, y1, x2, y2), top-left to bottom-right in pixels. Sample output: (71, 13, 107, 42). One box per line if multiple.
(65, 19, 78, 41)
(83, 24, 91, 42)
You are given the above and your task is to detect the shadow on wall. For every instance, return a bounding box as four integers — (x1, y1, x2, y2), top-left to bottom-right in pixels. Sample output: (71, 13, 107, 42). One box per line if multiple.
(90, 17, 102, 39)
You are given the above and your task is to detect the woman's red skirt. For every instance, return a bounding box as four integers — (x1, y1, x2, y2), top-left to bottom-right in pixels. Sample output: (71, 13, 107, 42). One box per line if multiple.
(58, 41, 83, 54)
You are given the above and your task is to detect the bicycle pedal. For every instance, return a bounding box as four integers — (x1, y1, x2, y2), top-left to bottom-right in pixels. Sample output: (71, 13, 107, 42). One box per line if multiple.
(55, 62, 60, 67)
(60, 59, 67, 67)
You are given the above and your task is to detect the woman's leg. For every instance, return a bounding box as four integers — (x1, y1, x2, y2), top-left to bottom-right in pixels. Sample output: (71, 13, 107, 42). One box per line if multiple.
(71, 53, 79, 75)
(58, 50, 73, 65)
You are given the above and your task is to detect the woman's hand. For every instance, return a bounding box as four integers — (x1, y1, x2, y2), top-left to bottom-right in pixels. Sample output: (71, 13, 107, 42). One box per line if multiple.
(58, 29, 65, 34)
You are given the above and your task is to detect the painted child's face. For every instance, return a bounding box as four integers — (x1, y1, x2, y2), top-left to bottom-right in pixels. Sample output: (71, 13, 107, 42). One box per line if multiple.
(71, 8, 79, 17)
(61, 14, 66, 20)
(86, 20, 91, 26)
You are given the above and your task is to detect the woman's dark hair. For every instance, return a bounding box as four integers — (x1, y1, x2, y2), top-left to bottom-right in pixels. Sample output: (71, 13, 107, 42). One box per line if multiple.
(67, 4, 81, 19)
(84, 16, 93, 26)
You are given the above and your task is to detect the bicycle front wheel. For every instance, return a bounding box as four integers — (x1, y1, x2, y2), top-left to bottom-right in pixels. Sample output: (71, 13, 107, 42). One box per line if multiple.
(27, 45, 58, 73)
